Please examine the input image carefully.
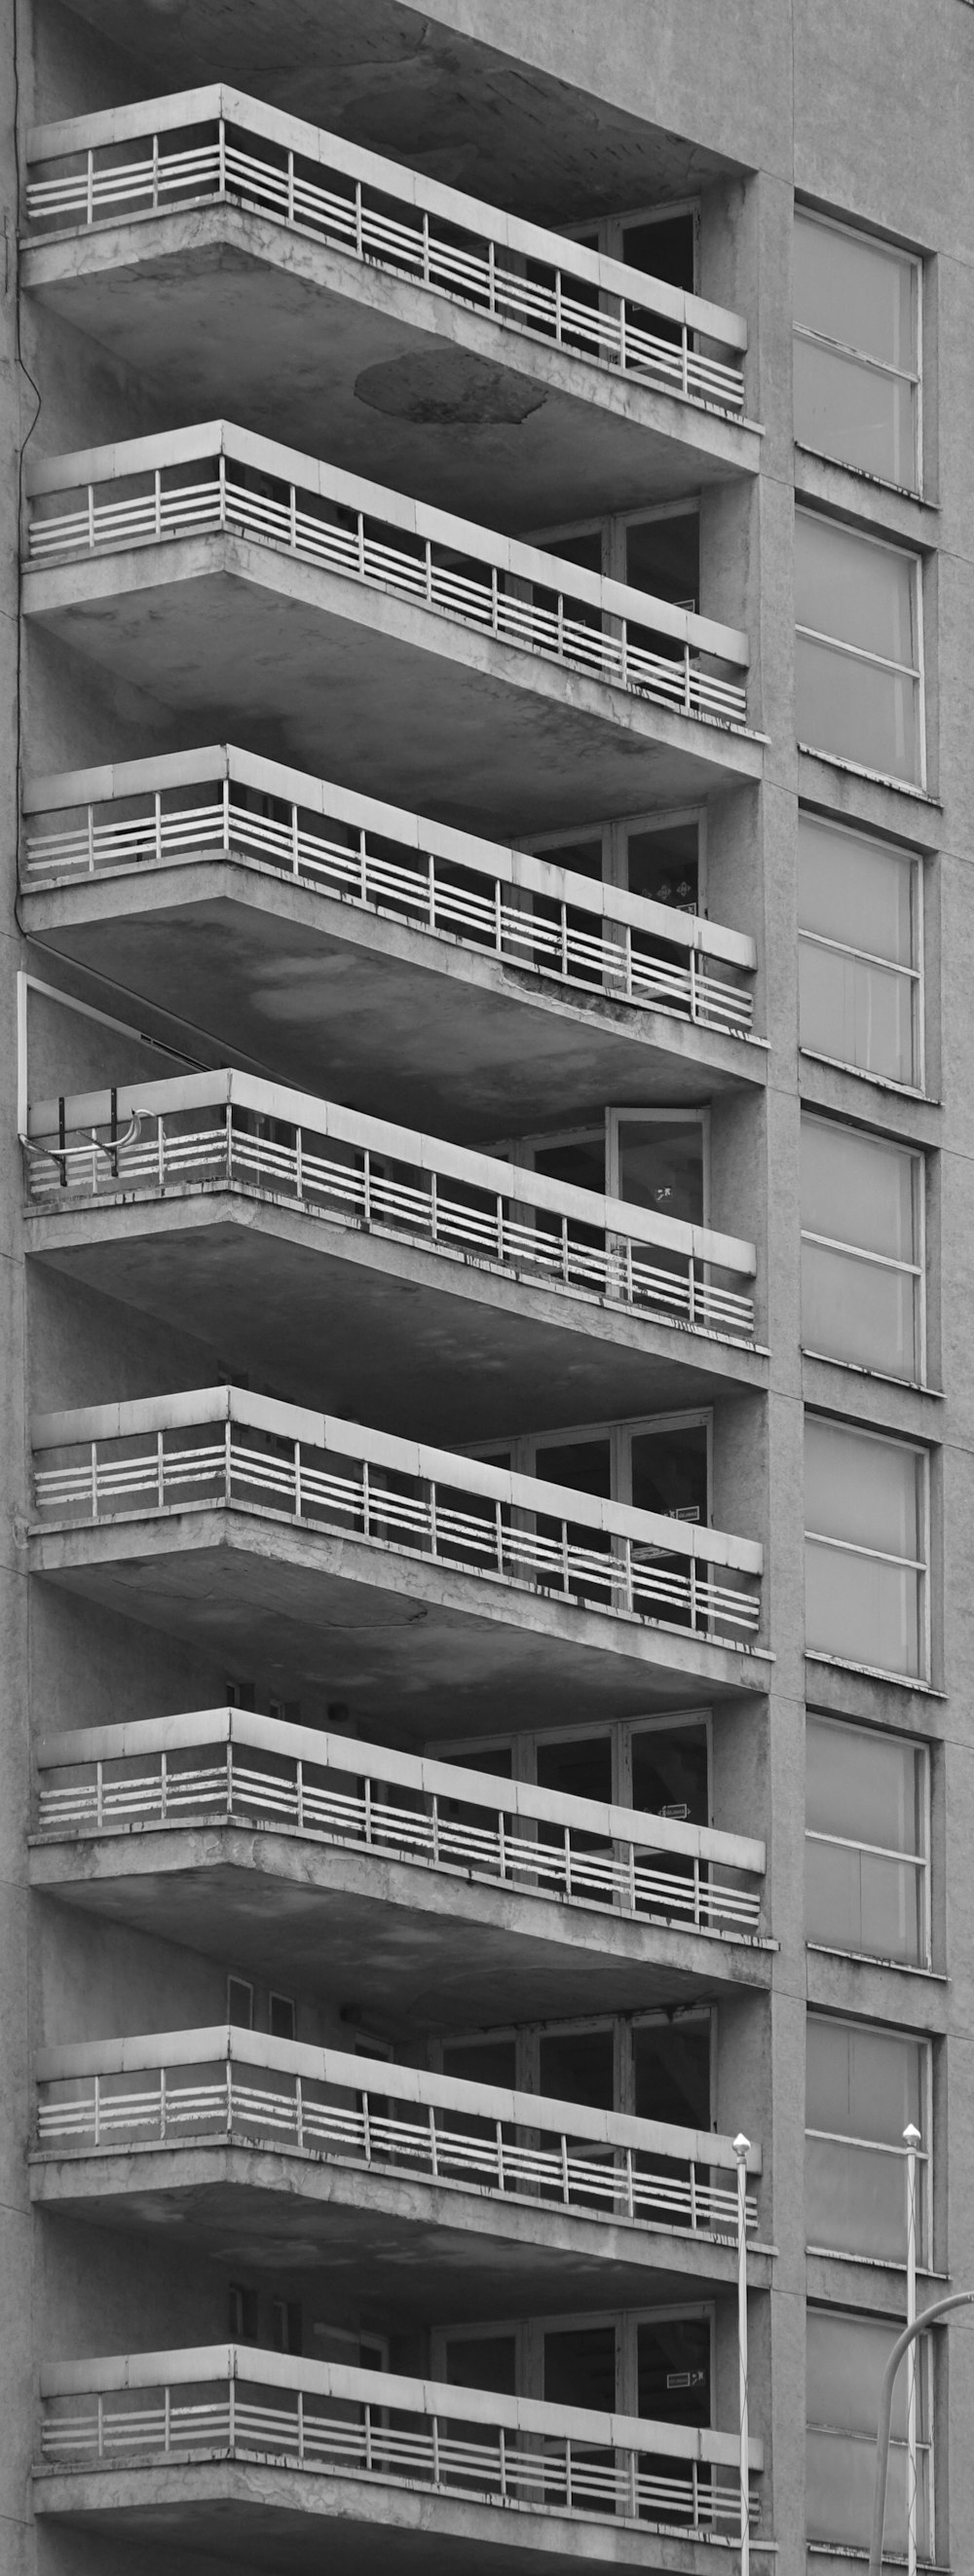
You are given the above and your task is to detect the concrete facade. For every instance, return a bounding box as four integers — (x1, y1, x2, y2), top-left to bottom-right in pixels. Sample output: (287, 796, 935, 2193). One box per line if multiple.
(5, 3, 974, 2570)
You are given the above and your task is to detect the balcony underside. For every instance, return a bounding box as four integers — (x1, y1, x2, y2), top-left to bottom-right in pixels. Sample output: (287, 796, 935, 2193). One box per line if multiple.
(21, 863, 765, 1133)
(22, 536, 763, 841)
(30, 1823, 770, 2023)
(27, 1508, 768, 1725)
(28, 1196, 766, 1441)
(31, 2146, 768, 2317)
(23, 219, 761, 528)
(34, 2459, 765, 2576)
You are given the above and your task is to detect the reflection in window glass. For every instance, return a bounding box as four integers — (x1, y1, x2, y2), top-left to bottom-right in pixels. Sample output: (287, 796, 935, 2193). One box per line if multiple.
(805, 1714, 928, 1966)
(798, 814, 920, 1086)
(795, 513, 922, 784)
(800, 1116, 923, 1380)
(805, 2014, 927, 2260)
(804, 1415, 927, 1678)
(794, 212, 919, 488)
(625, 818, 699, 911)
(806, 2310, 931, 2556)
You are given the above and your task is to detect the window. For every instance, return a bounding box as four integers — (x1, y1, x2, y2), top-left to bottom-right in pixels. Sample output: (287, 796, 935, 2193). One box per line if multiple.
(798, 813, 922, 1087)
(805, 2013, 928, 2260)
(227, 1975, 253, 2029)
(800, 1115, 924, 1380)
(804, 1416, 928, 1679)
(269, 1992, 296, 2042)
(271, 2298, 303, 2355)
(795, 511, 923, 786)
(806, 2309, 932, 2557)
(805, 1713, 929, 1967)
(228, 2283, 258, 2339)
(794, 211, 920, 489)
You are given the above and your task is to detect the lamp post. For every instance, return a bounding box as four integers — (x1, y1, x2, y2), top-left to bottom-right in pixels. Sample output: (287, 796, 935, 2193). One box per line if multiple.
(869, 2290, 974, 2576)
(904, 2121, 919, 2576)
(733, 2132, 750, 2576)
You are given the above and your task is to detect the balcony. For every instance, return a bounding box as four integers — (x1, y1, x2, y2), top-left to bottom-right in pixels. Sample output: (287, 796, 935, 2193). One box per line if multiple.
(23, 1070, 762, 1430)
(33, 2024, 768, 2308)
(20, 748, 764, 1128)
(22, 426, 761, 831)
(22, 88, 760, 530)
(36, 2344, 764, 2571)
(28, 1388, 767, 1725)
(32, 1708, 769, 2023)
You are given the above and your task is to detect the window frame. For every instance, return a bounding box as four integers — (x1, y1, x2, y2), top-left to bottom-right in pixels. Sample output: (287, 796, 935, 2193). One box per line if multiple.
(805, 1711, 931, 1970)
(428, 1708, 714, 1826)
(561, 197, 701, 288)
(471, 1407, 714, 1526)
(793, 204, 922, 493)
(794, 506, 926, 791)
(432, 2004, 715, 2124)
(805, 2305, 934, 2558)
(797, 809, 924, 1093)
(805, 2008, 932, 2264)
(432, 2299, 715, 2420)
(520, 805, 708, 912)
(804, 1414, 931, 1685)
(799, 1110, 926, 1385)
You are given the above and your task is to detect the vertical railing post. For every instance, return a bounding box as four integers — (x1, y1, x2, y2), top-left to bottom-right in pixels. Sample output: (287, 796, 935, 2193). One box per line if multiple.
(157, 1429, 165, 1509)
(93, 2072, 100, 2148)
(159, 2065, 167, 2143)
(429, 2104, 438, 2179)
(734, 2133, 751, 2576)
(905, 2121, 920, 2576)
(286, 149, 295, 224)
(217, 118, 226, 197)
(86, 148, 94, 226)
(95, 1758, 104, 1829)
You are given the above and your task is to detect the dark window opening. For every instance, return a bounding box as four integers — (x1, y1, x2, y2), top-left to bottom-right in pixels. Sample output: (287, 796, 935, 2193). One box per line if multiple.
(631, 1724, 709, 1827)
(540, 2025, 615, 2112)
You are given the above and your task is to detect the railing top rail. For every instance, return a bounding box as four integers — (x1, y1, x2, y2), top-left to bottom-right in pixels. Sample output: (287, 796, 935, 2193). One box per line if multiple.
(34, 2021, 761, 2170)
(30, 1382, 763, 1573)
(38, 2340, 762, 2466)
(24, 84, 748, 356)
(25, 1068, 756, 1274)
(24, 419, 749, 667)
(21, 744, 757, 970)
(34, 1709, 765, 1871)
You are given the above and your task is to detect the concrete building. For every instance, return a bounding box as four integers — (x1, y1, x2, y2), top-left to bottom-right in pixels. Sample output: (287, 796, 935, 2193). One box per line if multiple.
(2, 2, 973, 2569)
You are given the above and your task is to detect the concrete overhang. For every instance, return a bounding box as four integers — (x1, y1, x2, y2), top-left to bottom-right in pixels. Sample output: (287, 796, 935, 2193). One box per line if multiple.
(33, 2457, 772, 2575)
(21, 534, 764, 841)
(20, 863, 767, 1133)
(26, 1193, 768, 1441)
(29, 1822, 773, 2025)
(30, 2144, 772, 2317)
(26, 1507, 770, 1729)
(22, 213, 761, 530)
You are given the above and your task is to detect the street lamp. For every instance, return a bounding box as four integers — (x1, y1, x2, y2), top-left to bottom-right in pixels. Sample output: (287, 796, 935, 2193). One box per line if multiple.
(868, 2124, 973, 2576)
(868, 2291, 974, 2575)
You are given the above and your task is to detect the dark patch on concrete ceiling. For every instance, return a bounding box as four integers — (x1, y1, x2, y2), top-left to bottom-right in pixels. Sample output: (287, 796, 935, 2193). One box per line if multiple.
(354, 350, 547, 427)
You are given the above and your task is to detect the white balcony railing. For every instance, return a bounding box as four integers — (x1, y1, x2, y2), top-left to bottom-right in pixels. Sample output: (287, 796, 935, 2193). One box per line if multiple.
(20, 746, 758, 1039)
(23, 1069, 758, 1347)
(24, 86, 749, 420)
(35, 2025, 762, 2244)
(38, 2344, 762, 2537)
(34, 1710, 767, 1940)
(24, 423, 751, 732)
(30, 1388, 764, 1646)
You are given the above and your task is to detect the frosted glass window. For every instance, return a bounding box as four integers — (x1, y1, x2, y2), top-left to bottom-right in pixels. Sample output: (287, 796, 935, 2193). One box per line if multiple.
(806, 2310, 931, 2555)
(798, 814, 920, 1086)
(805, 2014, 927, 2260)
(794, 212, 920, 488)
(805, 1415, 927, 1678)
(795, 512, 923, 785)
(801, 1116, 923, 1380)
(805, 1713, 928, 1966)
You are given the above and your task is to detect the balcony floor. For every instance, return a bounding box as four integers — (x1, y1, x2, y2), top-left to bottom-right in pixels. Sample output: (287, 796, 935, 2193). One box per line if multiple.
(29, 1822, 771, 2024)
(31, 2145, 769, 2318)
(34, 2458, 768, 2576)
(27, 1506, 769, 1728)
(22, 534, 764, 841)
(28, 1193, 766, 1442)
(24, 215, 761, 529)
(20, 861, 766, 1134)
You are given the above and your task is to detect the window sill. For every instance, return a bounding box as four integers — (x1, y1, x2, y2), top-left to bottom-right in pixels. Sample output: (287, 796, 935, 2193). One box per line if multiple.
(799, 1049, 936, 1107)
(806, 1942, 945, 1982)
(802, 1348, 944, 1400)
(805, 1650, 944, 1697)
(795, 441, 935, 511)
(797, 744, 940, 806)
(807, 2245, 946, 2279)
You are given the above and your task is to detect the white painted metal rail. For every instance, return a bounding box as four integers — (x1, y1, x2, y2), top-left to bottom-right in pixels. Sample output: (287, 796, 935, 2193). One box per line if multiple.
(25, 85, 749, 419)
(24, 1069, 758, 1346)
(24, 423, 751, 730)
(35, 2024, 762, 2241)
(34, 1710, 767, 1939)
(38, 2343, 762, 2535)
(21, 746, 757, 1038)
(30, 1388, 764, 1644)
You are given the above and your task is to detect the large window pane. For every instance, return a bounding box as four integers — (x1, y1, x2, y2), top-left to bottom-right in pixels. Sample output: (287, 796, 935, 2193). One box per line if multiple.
(805, 2015, 926, 2259)
(804, 1416, 926, 1677)
(806, 2311, 931, 2555)
(798, 814, 919, 1086)
(794, 213, 919, 488)
(795, 514, 922, 784)
(805, 1713, 928, 1966)
(801, 1116, 922, 1379)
